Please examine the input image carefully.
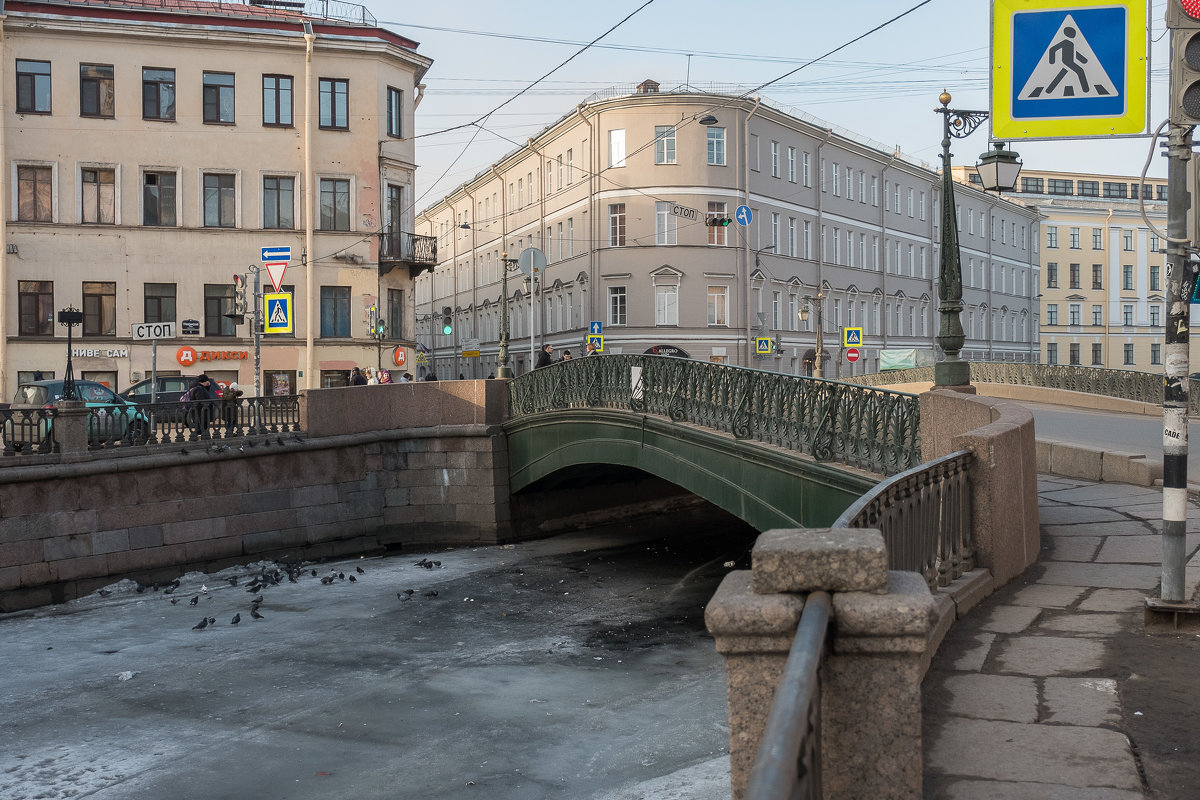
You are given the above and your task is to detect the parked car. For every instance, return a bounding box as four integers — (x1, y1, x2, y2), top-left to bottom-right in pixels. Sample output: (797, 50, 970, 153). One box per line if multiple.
(120, 375, 222, 405)
(3, 379, 148, 452)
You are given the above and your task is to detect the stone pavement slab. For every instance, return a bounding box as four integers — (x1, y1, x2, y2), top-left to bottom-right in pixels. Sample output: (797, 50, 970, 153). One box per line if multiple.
(979, 605, 1041, 634)
(1009, 584, 1087, 609)
(941, 674, 1036, 722)
(1077, 589, 1147, 613)
(1048, 536, 1101, 562)
(951, 632, 996, 672)
(1038, 561, 1161, 590)
(1043, 677, 1120, 727)
(1043, 520, 1156, 538)
(1036, 612, 1126, 636)
(930, 779, 1143, 800)
(1096, 534, 1200, 564)
(994, 636, 1106, 676)
(1037, 506, 1127, 525)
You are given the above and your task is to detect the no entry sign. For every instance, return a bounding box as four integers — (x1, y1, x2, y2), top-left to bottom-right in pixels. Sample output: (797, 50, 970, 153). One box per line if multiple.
(846, 347, 861, 363)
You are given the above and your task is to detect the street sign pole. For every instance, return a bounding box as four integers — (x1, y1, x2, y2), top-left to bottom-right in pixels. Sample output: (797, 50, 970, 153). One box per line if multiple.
(151, 337, 158, 404)
(253, 267, 262, 402)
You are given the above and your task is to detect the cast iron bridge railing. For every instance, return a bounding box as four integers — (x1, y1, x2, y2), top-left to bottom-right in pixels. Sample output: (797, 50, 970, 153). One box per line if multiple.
(745, 448, 973, 799)
(507, 355, 922, 476)
(845, 361, 1186, 411)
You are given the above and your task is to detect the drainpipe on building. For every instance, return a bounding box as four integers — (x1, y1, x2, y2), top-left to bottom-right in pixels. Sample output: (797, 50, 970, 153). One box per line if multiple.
(303, 22, 316, 389)
(879, 151, 898, 359)
(0, 19, 8, 397)
(575, 104, 593, 347)
(814, 128, 833, 372)
(741, 97, 762, 366)
(1103, 207, 1115, 369)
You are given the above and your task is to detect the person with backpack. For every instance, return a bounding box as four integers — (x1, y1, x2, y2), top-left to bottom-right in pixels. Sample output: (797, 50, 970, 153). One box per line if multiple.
(183, 374, 218, 439)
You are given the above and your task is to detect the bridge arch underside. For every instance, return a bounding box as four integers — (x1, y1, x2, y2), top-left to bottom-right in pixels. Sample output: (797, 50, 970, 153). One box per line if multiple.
(505, 410, 876, 532)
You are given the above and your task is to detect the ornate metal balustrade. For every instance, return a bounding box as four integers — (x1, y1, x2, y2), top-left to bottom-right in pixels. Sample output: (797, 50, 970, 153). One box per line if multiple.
(845, 362, 1184, 411)
(88, 396, 304, 450)
(833, 449, 974, 590)
(379, 232, 438, 266)
(744, 591, 831, 800)
(508, 356, 921, 475)
(0, 407, 58, 456)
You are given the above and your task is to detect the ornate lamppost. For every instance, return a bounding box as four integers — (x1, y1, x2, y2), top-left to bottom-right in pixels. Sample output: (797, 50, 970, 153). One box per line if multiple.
(934, 90, 1022, 387)
(798, 293, 825, 378)
(57, 307, 84, 400)
(497, 252, 519, 378)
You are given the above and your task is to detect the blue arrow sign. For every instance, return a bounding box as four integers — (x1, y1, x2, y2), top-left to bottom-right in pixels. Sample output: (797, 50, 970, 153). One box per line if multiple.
(262, 246, 291, 262)
(590, 321, 603, 335)
(735, 205, 753, 227)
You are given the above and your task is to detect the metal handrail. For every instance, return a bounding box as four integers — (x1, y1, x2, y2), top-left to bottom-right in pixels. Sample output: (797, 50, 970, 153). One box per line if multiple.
(834, 449, 974, 589)
(508, 356, 922, 476)
(745, 591, 831, 800)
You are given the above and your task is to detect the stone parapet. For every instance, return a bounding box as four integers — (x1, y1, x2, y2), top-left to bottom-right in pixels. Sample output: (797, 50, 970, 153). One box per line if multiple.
(707, 528, 935, 800)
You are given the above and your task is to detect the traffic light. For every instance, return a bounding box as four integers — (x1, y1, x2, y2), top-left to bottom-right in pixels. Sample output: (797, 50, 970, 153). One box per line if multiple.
(707, 216, 732, 227)
(441, 306, 453, 335)
(1169, 1, 1200, 124)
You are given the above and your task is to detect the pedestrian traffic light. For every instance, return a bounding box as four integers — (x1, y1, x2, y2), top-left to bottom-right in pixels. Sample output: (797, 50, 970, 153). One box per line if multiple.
(441, 306, 453, 335)
(1169, 1, 1200, 124)
(707, 216, 732, 227)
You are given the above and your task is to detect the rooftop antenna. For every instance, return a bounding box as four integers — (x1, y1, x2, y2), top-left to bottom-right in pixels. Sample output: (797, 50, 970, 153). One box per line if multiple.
(686, 54, 692, 91)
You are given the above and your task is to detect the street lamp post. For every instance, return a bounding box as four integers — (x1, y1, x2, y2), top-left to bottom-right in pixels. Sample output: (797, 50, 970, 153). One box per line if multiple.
(798, 292, 824, 378)
(497, 252, 519, 378)
(57, 307, 84, 400)
(933, 90, 1022, 388)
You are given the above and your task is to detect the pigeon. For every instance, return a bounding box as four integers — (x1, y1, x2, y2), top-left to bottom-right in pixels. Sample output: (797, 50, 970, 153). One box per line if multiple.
(349, 575, 357, 583)
(200, 585, 208, 594)
(320, 576, 334, 585)
(208, 617, 216, 625)
(403, 588, 415, 596)
(250, 595, 263, 605)
(135, 584, 146, 594)
(423, 590, 438, 598)
(192, 617, 209, 630)
(356, 566, 365, 574)
(433, 561, 441, 567)
(413, 558, 429, 567)
(311, 569, 317, 577)
(397, 592, 410, 601)
(231, 613, 241, 625)
(97, 589, 113, 597)
(163, 585, 176, 595)
(170, 597, 179, 605)
(251, 608, 264, 620)
(338, 572, 345, 580)
(189, 595, 200, 606)
(227, 576, 239, 587)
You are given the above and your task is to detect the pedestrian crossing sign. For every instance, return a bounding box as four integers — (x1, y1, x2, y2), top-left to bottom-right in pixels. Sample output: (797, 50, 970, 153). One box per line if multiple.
(755, 337, 773, 355)
(263, 292, 293, 334)
(991, 0, 1147, 139)
(842, 327, 863, 347)
(587, 334, 604, 352)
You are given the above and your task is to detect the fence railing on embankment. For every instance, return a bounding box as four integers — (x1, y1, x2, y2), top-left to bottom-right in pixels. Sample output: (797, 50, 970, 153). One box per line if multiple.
(508, 355, 922, 476)
(0, 395, 302, 457)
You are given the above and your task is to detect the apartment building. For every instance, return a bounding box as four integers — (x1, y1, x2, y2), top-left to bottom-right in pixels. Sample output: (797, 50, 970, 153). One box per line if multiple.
(415, 82, 1040, 379)
(3, 0, 434, 397)
(958, 166, 1172, 372)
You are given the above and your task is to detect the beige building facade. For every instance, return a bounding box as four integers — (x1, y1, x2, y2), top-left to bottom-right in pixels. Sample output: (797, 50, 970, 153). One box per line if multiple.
(2, 0, 433, 397)
(415, 83, 1040, 379)
(958, 166, 1172, 373)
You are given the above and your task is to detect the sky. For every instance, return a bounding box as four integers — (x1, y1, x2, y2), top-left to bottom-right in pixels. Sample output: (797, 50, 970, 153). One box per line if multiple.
(367, 0, 1171, 210)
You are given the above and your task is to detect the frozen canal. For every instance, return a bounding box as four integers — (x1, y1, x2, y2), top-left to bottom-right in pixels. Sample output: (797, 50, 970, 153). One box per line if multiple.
(0, 518, 756, 800)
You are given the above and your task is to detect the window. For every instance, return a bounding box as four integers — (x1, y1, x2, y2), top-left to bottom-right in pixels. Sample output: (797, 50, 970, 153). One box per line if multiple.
(263, 75, 293, 126)
(787, 146, 796, 182)
(387, 288, 404, 341)
(143, 68, 176, 120)
(83, 281, 116, 336)
(1093, 305, 1103, 326)
(1069, 263, 1080, 289)
(203, 173, 236, 228)
(1047, 343, 1058, 364)
(1069, 303, 1081, 326)
(1123, 304, 1134, 326)
(1157, 185, 1169, 201)
(788, 218, 796, 257)
(81, 168, 115, 224)
(707, 202, 727, 245)
(804, 222, 812, 259)
(1150, 264, 1161, 291)
(319, 178, 350, 231)
(144, 283, 176, 323)
(774, 214, 782, 253)
(773, 292, 783, 329)
(1092, 343, 1103, 365)
(1104, 181, 1128, 198)
(1122, 265, 1133, 291)
(1092, 264, 1103, 289)
(18, 281, 53, 335)
(1046, 226, 1058, 248)
(655, 284, 678, 325)
(802, 152, 811, 187)
(203, 72, 235, 124)
(908, 188, 914, 217)
(654, 126, 676, 164)
(1078, 180, 1099, 197)
(707, 127, 725, 166)
(871, 175, 879, 206)
(319, 78, 349, 129)
(1046, 262, 1058, 288)
(707, 286, 727, 326)
(386, 86, 402, 137)
(1069, 227, 1080, 249)
(608, 203, 625, 246)
(17, 165, 52, 222)
(832, 161, 840, 194)
(1124, 343, 1134, 365)
(263, 176, 294, 229)
(1150, 234, 1160, 252)
(1152, 343, 1162, 365)
(1123, 230, 1134, 251)
(1046, 304, 1058, 325)
(608, 286, 627, 325)
(142, 171, 176, 226)
(204, 284, 236, 336)
(80, 64, 115, 118)
(655, 201, 677, 245)
(1047, 178, 1073, 195)
(1151, 305, 1161, 327)
(320, 286, 351, 337)
(771, 142, 780, 178)
(1020, 177, 1043, 193)
(609, 129, 626, 167)
(18, 60, 53, 115)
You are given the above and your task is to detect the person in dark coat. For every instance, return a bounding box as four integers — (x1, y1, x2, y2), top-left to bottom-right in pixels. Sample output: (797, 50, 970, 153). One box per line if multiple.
(221, 382, 244, 431)
(349, 367, 368, 386)
(185, 374, 218, 438)
(535, 344, 553, 368)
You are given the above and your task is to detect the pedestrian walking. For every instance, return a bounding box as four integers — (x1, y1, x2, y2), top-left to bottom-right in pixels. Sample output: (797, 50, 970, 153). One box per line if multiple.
(560, 350, 572, 362)
(366, 367, 380, 385)
(221, 382, 243, 432)
(184, 374, 218, 439)
(349, 367, 368, 386)
(535, 344, 553, 368)
(585, 341, 599, 356)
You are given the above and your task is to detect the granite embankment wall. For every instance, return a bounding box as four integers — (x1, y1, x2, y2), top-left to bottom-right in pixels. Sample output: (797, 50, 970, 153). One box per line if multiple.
(0, 381, 511, 611)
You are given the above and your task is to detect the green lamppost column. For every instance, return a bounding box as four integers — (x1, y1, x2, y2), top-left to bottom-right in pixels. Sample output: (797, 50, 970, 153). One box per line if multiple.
(497, 253, 518, 379)
(933, 91, 1022, 388)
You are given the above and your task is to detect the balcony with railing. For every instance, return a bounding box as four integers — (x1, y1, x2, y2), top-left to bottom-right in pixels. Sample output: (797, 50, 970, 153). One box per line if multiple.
(379, 231, 438, 277)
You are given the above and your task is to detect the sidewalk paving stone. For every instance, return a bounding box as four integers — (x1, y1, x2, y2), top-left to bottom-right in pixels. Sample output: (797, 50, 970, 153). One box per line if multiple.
(1038, 506, 1128, 525)
(994, 636, 1106, 676)
(1095, 534, 1200, 564)
(980, 605, 1041, 634)
(1036, 612, 1127, 636)
(1042, 677, 1120, 727)
(930, 778, 1144, 799)
(1048, 536, 1101, 562)
(1038, 562, 1161, 590)
(940, 674, 1037, 723)
(1043, 520, 1155, 538)
(1077, 589, 1147, 613)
